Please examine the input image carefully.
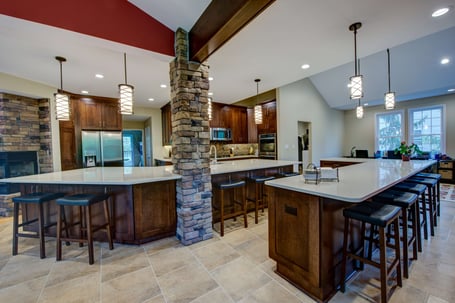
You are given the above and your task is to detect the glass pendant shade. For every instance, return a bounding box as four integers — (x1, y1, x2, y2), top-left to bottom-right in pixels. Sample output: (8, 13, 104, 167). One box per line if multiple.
(119, 84, 134, 115)
(350, 75, 363, 99)
(208, 97, 212, 120)
(55, 91, 70, 120)
(356, 103, 364, 119)
(254, 105, 263, 124)
(384, 92, 395, 110)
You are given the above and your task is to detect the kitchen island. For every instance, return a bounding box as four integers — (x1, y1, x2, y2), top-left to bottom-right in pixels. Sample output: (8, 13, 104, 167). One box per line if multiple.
(3, 166, 182, 244)
(264, 159, 436, 302)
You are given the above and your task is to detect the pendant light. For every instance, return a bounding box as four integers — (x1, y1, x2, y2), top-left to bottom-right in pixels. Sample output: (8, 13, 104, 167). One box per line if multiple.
(384, 48, 395, 110)
(254, 78, 263, 124)
(54, 56, 70, 120)
(119, 53, 134, 115)
(349, 22, 363, 100)
(208, 97, 212, 120)
(356, 100, 364, 119)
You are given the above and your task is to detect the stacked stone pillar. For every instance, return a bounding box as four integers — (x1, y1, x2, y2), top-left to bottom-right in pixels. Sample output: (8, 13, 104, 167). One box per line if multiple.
(170, 28, 212, 245)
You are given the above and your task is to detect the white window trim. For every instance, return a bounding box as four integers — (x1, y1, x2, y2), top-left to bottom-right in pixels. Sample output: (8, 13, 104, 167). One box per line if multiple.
(374, 109, 405, 152)
(407, 104, 446, 153)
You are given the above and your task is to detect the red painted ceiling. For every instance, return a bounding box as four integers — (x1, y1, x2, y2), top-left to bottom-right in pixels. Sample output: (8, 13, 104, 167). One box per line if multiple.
(0, 0, 175, 56)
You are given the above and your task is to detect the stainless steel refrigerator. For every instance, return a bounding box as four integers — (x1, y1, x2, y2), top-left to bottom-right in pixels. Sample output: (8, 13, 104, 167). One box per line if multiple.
(81, 130, 123, 167)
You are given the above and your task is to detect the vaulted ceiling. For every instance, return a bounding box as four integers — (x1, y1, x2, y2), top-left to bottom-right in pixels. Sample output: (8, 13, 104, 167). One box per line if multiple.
(1, 0, 454, 118)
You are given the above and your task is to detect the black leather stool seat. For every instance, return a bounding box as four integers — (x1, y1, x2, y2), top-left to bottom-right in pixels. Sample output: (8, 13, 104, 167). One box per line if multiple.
(247, 176, 275, 224)
(415, 172, 441, 180)
(343, 202, 401, 227)
(407, 176, 438, 187)
(214, 180, 245, 190)
(12, 192, 66, 259)
(373, 190, 419, 279)
(341, 201, 402, 303)
(56, 193, 110, 206)
(392, 182, 428, 250)
(13, 192, 66, 204)
(373, 190, 417, 208)
(212, 180, 247, 237)
(56, 193, 113, 265)
(276, 172, 299, 178)
(415, 172, 441, 215)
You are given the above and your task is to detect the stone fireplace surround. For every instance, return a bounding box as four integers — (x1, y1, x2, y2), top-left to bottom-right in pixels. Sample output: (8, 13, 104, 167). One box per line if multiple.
(0, 92, 54, 215)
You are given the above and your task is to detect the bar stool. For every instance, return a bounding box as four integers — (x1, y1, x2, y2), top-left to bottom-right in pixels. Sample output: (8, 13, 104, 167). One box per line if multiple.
(406, 176, 438, 236)
(12, 192, 66, 259)
(373, 190, 419, 279)
(56, 193, 113, 265)
(341, 202, 402, 303)
(246, 175, 275, 224)
(212, 180, 247, 237)
(415, 172, 441, 215)
(391, 182, 427, 251)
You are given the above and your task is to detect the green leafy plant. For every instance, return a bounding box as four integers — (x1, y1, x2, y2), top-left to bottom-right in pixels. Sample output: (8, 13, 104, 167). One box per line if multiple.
(394, 141, 422, 156)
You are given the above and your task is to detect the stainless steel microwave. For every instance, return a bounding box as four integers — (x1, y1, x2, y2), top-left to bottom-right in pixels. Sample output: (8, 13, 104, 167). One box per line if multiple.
(210, 128, 232, 141)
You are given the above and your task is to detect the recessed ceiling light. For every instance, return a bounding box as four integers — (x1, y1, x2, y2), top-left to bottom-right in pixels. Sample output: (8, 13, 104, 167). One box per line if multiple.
(208, 77, 214, 81)
(160, 84, 167, 88)
(208, 92, 213, 96)
(148, 98, 154, 101)
(364, 103, 369, 106)
(441, 57, 450, 65)
(347, 83, 352, 88)
(448, 88, 455, 92)
(432, 7, 450, 17)
(81, 90, 89, 94)
(301, 64, 310, 69)
(95, 74, 104, 79)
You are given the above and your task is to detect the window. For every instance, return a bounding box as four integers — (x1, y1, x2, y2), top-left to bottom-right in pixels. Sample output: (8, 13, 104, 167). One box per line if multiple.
(408, 105, 445, 153)
(375, 110, 404, 153)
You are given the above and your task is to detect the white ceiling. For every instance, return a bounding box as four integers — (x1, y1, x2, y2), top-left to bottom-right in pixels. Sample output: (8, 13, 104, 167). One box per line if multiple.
(1, 0, 455, 121)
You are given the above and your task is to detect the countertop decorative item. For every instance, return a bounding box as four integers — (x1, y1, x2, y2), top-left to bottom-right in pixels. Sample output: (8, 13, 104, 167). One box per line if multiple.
(394, 141, 421, 161)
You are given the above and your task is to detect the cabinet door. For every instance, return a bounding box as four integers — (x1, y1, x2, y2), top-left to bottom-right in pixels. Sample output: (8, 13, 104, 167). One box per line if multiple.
(79, 100, 103, 129)
(161, 102, 172, 145)
(231, 107, 248, 143)
(102, 101, 122, 130)
(209, 102, 221, 127)
(247, 108, 258, 143)
(264, 101, 277, 133)
(59, 120, 77, 170)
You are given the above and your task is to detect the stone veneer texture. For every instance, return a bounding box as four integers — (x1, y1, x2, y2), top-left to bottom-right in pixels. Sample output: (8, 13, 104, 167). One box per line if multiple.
(170, 28, 212, 245)
(0, 93, 53, 173)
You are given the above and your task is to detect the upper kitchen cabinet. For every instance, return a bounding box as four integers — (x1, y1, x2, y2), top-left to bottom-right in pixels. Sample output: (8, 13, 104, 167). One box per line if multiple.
(247, 108, 258, 143)
(209, 102, 231, 128)
(77, 97, 122, 130)
(161, 102, 172, 145)
(256, 100, 276, 135)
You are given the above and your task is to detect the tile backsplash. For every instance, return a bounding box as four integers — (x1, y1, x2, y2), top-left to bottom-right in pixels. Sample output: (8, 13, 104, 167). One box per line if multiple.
(209, 142, 258, 158)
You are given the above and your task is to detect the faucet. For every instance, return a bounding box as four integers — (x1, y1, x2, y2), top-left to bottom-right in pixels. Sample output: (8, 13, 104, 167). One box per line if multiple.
(210, 145, 217, 164)
(350, 146, 356, 158)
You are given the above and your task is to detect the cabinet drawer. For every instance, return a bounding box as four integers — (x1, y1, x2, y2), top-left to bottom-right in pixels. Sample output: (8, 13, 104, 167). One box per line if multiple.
(439, 161, 453, 169)
(438, 169, 453, 180)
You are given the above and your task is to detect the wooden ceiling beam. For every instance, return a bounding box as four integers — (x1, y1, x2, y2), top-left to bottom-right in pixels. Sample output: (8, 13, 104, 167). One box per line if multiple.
(189, 0, 275, 63)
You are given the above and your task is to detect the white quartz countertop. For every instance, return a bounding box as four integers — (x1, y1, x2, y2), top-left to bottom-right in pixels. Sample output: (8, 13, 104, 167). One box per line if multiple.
(210, 159, 297, 175)
(265, 159, 436, 203)
(2, 166, 182, 185)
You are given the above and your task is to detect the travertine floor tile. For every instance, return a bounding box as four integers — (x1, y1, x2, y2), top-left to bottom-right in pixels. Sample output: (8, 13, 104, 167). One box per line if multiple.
(193, 240, 240, 271)
(0, 276, 46, 303)
(148, 246, 197, 277)
(239, 280, 305, 303)
(101, 245, 149, 282)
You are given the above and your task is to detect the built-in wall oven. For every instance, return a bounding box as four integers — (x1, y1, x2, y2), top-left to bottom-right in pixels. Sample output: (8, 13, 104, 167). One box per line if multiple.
(258, 133, 276, 159)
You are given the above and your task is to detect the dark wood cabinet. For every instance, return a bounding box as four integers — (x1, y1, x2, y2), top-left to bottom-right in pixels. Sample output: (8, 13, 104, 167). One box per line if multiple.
(77, 98, 122, 130)
(59, 120, 77, 171)
(230, 106, 248, 143)
(161, 102, 172, 145)
(257, 100, 277, 135)
(247, 108, 258, 143)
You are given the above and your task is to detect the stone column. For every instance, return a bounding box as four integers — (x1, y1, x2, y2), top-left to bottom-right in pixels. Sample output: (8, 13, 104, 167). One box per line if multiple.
(170, 28, 212, 245)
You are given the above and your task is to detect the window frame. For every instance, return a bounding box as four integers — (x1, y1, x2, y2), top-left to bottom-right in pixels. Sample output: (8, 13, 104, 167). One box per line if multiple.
(374, 109, 405, 153)
(407, 104, 446, 153)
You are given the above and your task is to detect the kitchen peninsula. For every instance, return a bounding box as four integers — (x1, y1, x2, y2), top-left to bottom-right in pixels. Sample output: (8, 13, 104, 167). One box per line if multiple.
(264, 159, 436, 302)
(3, 166, 181, 244)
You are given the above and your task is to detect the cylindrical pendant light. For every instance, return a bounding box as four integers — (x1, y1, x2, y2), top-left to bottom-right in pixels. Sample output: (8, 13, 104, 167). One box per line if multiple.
(356, 100, 364, 119)
(119, 53, 134, 115)
(208, 97, 212, 120)
(254, 78, 263, 124)
(384, 48, 395, 110)
(349, 22, 363, 100)
(54, 56, 70, 120)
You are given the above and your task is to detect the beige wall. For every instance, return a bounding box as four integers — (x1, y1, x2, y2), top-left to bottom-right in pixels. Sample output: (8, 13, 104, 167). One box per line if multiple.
(343, 93, 455, 157)
(277, 78, 344, 164)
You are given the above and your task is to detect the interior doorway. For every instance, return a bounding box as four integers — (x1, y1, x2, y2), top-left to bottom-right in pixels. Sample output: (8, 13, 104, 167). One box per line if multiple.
(298, 121, 312, 172)
(122, 130, 144, 167)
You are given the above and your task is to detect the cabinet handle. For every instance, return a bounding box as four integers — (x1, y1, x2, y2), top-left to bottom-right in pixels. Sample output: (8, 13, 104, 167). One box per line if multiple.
(285, 204, 297, 216)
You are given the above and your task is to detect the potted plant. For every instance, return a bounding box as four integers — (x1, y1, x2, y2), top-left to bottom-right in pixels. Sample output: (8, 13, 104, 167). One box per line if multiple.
(394, 141, 422, 161)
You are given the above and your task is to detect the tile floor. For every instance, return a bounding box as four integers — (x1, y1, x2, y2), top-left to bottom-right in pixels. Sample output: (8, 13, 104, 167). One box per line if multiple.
(0, 198, 454, 303)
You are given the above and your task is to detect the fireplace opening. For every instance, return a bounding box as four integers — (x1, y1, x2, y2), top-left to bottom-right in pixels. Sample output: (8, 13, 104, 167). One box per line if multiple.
(0, 151, 39, 194)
